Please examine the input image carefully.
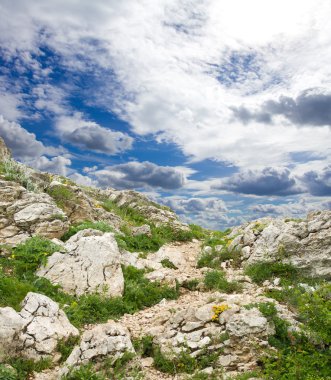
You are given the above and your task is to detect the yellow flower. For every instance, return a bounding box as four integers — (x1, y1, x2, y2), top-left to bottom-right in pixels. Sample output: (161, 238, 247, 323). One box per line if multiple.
(211, 304, 230, 322)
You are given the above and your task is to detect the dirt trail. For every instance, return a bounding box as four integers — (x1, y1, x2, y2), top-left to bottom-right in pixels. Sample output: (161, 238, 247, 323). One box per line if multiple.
(118, 240, 261, 380)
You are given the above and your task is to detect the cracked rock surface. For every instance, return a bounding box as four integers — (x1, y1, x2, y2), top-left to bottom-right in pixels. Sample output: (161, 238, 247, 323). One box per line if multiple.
(37, 229, 125, 297)
(0, 292, 79, 361)
(228, 210, 331, 278)
(59, 321, 134, 377)
(0, 180, 69, 245)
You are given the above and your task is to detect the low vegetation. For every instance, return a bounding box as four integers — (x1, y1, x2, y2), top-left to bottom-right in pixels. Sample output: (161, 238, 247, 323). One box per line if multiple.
(47, 184, 75, 210)
(244, 261, 300, 285)
(61, 221, 114, 241)
(204, 270, 243, 293)
(133, 335, 222, 375)
(0, 159, 36, 192)
(116, 224, 205, 254)
(0, 238, 179, 329)
(244, 283, 331, 379)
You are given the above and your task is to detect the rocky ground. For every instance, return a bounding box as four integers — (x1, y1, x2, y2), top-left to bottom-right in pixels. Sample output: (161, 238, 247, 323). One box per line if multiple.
(0, 137, 330, 380)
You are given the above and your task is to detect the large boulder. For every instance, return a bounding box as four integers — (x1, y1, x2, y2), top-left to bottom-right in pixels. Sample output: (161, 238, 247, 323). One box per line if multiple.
(228, 211, 331, 278)
(0, 180, 69, 245)
(60, 322, 134, 377)
(37, 229, 125, 297)
(0, 292, 79, 361)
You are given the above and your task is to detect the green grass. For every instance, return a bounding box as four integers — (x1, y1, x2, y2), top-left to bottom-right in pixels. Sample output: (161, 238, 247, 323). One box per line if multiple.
(161, 258, 178, 269)
(65, 266, 179, 328)
(204, 270, 243, 293)
(197, 247, 241, 269)
(62, 364, 106, 380)
(0, 238, 179, 329)
(0, 365, 18, 380)
(101, 200, 148, 226)
(116, 224, 202, 253)
(7, 358, 53, 380)
(181, 279, 200, 291)
(61, 221, 114, 241)
(255, 284, 331, 379)
(57, 335, 80, 362)
(47, 184, 75, 209)
(244, 261, 299, 285)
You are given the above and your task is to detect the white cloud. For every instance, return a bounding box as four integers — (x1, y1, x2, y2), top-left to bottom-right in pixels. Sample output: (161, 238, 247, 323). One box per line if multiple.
(1, 0, 331, 211)
(55, 112, 133, 155)
(0, 115, 58, 160)
(28, 155, 72, 176)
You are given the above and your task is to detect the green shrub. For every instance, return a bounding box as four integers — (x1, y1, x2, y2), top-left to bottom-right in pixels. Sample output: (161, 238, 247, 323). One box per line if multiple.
(204, 270, 242, 293)
(257, 285, 331, 379)
(181, 279, 200, 291)
(101, 200, 148, 226)
(0, 159, 36, 191)
(151, 345, 222, 375)
(0, 364, 18, 380)
(116, 224, 199, 254)
(61, 221, 114, 241)
(57, 335, 80, 362)
(244, 262, 299, 285)
(47, 185, 75, 209)
(298, 283, 331, 344)
(66, 266, 179, 328)
(1, 236, 61, 279)
(63, 364, 105, 380)
(133, 335, 154, 357)
(197, 247, 241, 269)
(161, 258, 178, 269)
(8, 357, 52, 379)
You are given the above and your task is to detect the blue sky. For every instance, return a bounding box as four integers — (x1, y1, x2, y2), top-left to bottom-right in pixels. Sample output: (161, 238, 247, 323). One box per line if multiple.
(0, 0, 330, 229)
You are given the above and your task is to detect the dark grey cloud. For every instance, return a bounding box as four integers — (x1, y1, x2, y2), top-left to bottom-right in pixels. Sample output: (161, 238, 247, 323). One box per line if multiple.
(232, 89, 331, 127)
(64, 125, 133, 155)
(215, 167, 301, 196)
(92, 161, 185, 190)
(301, 166, 331, 196)
(0, 115, 58, 160)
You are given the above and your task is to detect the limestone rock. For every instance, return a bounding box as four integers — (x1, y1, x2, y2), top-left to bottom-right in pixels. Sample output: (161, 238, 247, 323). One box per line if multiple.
(61, 322, 134, 376)
(131, 224, 151, 236)
(0, 293, 79, 361)
(0, 181, 69, 244)
(226, 308, 274, 337)
(230, 211, 331, 278)
(37, 229, 124, 297)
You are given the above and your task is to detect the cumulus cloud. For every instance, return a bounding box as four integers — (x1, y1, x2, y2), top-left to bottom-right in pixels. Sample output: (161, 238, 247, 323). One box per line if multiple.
(214, 167, 301, 196)
(232, 89, 331, 127)
(89, 161, 186, 190)
(56, 113, 133, 155)
(159, 196, 234, 229)
(28, 156, 72, 176)
(0, 115, 54, 160)
(1, 0, 331, 170)
(69, 172, 98, 187)
(301, 166, 331, 196)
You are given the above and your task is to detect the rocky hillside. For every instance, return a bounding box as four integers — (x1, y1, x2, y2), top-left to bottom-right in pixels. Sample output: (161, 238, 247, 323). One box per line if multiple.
(0, 138, 330, 380)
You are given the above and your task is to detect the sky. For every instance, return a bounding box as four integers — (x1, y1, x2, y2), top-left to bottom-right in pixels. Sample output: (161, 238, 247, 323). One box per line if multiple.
(0, 0, 330, 229)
